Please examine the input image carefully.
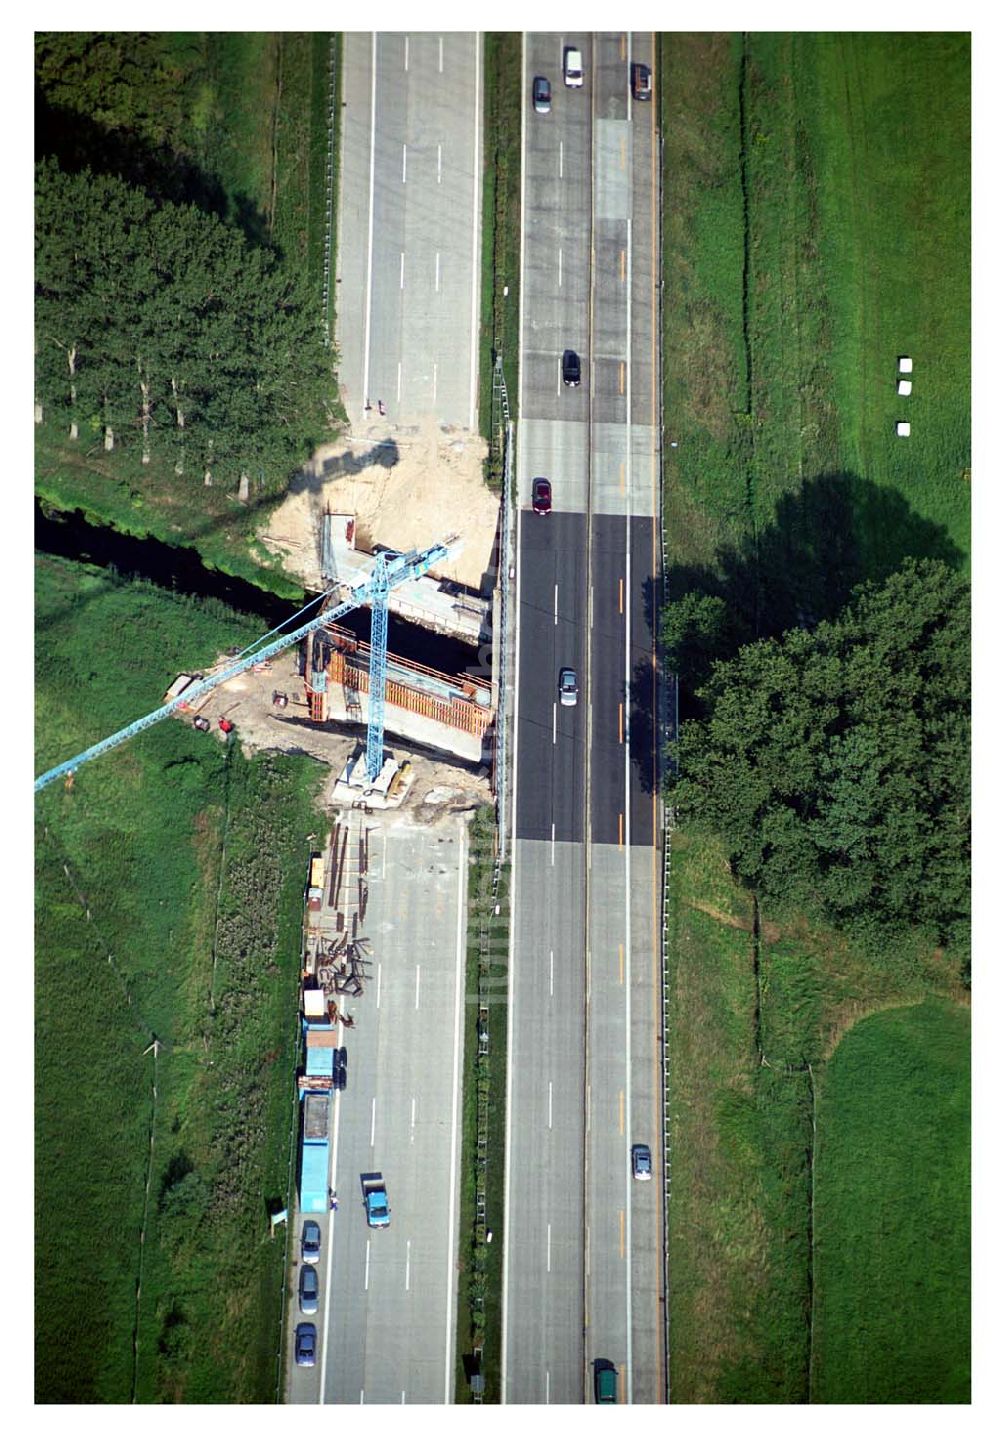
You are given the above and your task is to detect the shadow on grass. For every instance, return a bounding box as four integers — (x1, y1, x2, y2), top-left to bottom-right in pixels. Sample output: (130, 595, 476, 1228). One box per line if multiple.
(628, 471, 964, 796)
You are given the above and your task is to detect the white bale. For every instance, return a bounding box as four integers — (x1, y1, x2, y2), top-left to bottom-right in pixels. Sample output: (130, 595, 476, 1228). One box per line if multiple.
(898, 356, 913, 373)
(895, 421, 911, 437)
(897, 379, 912, 396)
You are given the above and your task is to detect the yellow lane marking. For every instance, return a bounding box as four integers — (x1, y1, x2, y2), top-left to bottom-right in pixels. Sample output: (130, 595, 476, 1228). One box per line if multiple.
(619, 361, 625, 395)
(619, 577, 624, 613)
(618, 812, 624, 849)
(618, 702, 624, 744)
(620, 247, 626, 282)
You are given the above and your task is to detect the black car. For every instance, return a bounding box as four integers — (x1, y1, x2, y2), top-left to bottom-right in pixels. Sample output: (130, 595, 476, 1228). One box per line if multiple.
(301, 1219, 321, 1264)
(532, 75, 551, 114)
(631, 62, 652, 100)
(295, 1322, 317, 1367)
(562, 349, 581, 387)
(334, 1046, 348, 1092)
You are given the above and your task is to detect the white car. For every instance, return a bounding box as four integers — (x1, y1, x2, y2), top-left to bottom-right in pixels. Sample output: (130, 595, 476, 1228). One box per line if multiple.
(563, 46, 583, 87)
(559, 667, 579, 707)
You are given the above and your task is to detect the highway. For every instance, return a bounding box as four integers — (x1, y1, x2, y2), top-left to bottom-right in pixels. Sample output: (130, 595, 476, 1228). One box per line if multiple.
(504, 31, 663, 1404)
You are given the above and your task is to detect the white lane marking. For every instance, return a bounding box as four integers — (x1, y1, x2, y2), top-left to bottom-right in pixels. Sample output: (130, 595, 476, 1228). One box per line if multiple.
(435, 251, 440, 291)
(415, 964, 421, 1010)
(411, 1095, 416, 1131)
(559, 139, 564, 178)
(370, 1097, 376, 1147)
(549, 950, 554, 996)
(551, 822, 555, 864)
(437, 143, 442, 183)
(396, 359, 402, 402)
(404, 36, 409, 71)
(554, 581, 559, 625)
(546, 1371, 550, 1404)
(547, 1223, 551, 1273)
(586, 1224, 590, 1276)
(401, 1390, 406, 1404)
(558, 248, 563, 287)
(552, 702, 557, 745)
(406, 1239, 411, 1291)
(548, 1080, 553, 1129)
(376, 962, 382, 1008)
(443, 820, 467, 1402)
(360, 1389, 365, 1404)
(438, 35, 443, 71)
(402, 142, 407, 184)
(364, 1237, 371, 1290)
(467, 31, 482, 430)
(399, 251, 405, 289)
(361, 34, 378, 412)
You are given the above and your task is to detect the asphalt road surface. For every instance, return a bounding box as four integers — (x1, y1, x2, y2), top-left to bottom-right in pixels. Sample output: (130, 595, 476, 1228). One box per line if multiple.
(505, 31, 663, 1404)
(338, 32, 482, 430)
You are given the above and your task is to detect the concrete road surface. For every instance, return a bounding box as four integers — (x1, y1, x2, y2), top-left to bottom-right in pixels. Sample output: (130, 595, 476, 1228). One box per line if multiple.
(505, 30, 663, 1405)
(338, 33, 482, 430)
(287, 820, 467, 1404)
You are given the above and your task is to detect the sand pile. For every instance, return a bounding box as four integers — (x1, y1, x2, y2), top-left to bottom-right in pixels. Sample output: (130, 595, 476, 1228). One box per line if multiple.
(259, 417, 497, 594)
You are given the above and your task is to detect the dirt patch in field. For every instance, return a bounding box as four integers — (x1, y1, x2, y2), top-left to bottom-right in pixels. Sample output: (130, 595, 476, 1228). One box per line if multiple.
(257, 416, 496, 594)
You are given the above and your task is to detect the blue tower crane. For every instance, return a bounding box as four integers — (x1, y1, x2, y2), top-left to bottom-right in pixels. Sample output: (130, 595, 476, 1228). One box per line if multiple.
(34, 538, 450, 794)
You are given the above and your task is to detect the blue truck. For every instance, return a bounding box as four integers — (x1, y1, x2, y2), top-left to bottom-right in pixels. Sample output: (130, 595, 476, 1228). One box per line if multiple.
(361, 1172, 390, 1228)
(299, 984, 336, 1214)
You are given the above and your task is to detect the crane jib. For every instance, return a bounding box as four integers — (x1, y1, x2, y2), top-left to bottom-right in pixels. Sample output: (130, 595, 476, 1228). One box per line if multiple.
(33, 541, 450, 794)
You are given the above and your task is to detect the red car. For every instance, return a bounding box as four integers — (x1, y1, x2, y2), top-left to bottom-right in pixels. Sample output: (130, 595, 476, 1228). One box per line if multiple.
(532, 477, 552, 515)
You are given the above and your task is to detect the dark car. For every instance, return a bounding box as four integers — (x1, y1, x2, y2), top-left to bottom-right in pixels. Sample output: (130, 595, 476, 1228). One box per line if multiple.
(301, 1219, 321, 1264)
(631, 62, 652, 100)
(595, 1359, 618, 1403)
(532, 477, 552, 515)
(562, 349, 581, 387)
(295, 1322, 317, 1367)
(532, 75, 551, 114)
(631, 1142, 652, 1181)
(335, 1046, 348, 1092)
(299, 1264, 319, 1315)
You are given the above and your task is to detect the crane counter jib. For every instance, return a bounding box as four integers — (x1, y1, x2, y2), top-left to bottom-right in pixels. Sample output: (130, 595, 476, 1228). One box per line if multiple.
(33, 539, 452, 794)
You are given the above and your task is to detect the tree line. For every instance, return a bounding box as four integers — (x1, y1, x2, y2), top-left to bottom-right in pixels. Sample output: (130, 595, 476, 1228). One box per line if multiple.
(668, 558, 970, 970)
(34, 159, 333, 494)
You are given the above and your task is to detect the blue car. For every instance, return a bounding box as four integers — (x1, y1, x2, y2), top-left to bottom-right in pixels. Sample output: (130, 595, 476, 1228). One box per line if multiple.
(295, 1322, 317, 1367)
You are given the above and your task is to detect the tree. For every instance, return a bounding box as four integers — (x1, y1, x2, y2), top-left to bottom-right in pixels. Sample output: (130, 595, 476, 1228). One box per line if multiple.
(672, 559, 970, 960)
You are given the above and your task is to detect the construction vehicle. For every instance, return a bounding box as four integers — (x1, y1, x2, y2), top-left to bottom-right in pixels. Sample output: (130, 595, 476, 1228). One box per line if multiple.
(307, 853, 324, 912)
(361, 1173, 390, 1228)
(300, 1092, 331, 1214)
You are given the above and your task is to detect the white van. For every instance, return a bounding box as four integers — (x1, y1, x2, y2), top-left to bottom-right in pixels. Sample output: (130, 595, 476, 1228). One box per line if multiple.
(564, 46, 583, 87)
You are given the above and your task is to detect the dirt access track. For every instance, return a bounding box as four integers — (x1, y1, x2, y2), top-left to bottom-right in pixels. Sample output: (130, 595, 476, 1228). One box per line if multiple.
(258, 417, 497, 596)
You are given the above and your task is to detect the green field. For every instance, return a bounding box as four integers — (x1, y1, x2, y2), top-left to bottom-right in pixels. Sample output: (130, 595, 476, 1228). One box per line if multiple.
(660, 32, 970, 1402)
(812, 1001, 971, 1402)
(35, 32, 338, 596)
(479, 33, 522, 476)
(35, 555, 324, 1401)
(661, 34, 969, 620)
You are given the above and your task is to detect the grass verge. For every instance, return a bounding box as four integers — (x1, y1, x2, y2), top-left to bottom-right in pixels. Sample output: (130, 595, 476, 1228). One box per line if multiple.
(454, 805, 509, 1402)
(479, 34, 522, 482)
(35, 555, 325, 1401)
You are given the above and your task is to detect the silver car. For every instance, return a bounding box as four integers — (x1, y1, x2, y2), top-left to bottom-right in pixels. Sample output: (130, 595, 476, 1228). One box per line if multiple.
(559, 667, 579, 707)
(631, 1143, 652, 1180)
(299, 1264, 319, 1314)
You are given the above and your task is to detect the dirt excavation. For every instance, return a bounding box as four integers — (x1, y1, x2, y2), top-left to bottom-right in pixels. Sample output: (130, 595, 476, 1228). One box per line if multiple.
(258, 417, 497, 595)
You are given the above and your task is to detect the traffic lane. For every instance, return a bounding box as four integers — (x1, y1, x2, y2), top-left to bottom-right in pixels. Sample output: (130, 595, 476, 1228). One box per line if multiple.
(627, 39, 659, 433)
(520, 417, 590, 515)
(515, 510, 587, 843)
(587, 515, 628, 847)
(627, 848, 664, 1405)
(628, 515, 658, 849)
(593, 30, 632, 119)
(586, 849, 631, 1400)
(505, 842, 587, 1403)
